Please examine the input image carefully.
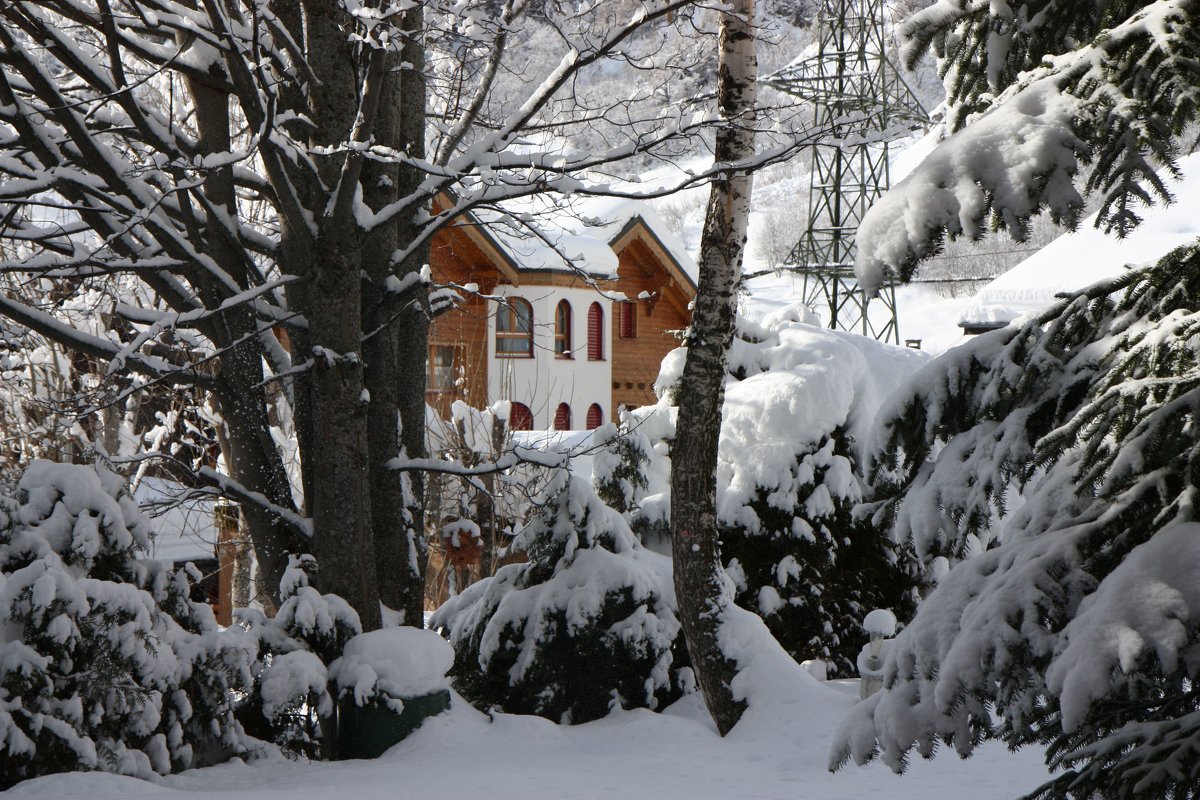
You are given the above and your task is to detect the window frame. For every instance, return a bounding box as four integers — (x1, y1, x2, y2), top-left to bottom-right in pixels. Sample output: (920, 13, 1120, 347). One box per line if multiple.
(496, 296, 534, 358)
(510, 401, 534, 431)
(426, 344, 461, 394)
(586, 403, 604, 430)
(554, 299, 573, 359)
(553, 402, 572, 431)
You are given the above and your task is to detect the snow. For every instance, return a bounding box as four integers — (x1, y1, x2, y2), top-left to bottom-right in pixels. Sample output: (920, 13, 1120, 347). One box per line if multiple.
(1046, 521, 1200, 732)
(6, 660, 1051, 800)
(134, 478, 216, 564)
(259, 651, 330, 720)
(957, 150, 1200, 327)
(470, 192, 698, 283)
(329, 627, 453, 705)
(862, 608, 897, 638)
(853, 80, 1083, 293)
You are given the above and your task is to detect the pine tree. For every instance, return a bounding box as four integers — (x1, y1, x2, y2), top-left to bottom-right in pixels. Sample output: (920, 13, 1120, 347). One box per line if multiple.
(835, 237, 1200, 800)
(854, 0, 1200, 291)
(721, 427, 914, 676)
(599, 310, 921, 678)
(0, 461, 253, 786)
(833, 0, 1200, 792)
(430, 472, 687, 724)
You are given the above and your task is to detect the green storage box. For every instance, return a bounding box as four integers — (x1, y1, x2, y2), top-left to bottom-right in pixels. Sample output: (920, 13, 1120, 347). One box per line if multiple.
(335, 689, 451, 760)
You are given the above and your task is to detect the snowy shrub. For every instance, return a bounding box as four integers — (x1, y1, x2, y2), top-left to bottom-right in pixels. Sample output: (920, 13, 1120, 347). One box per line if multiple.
(718, 426, 915, 676)
(592, 418, 653, 517)
(605, 305, 924, 674)
(431, 472, 687, 724)
(236, 554, 360, 758)
(0, 461, 254, 788)
(833, 244, 1200, 799)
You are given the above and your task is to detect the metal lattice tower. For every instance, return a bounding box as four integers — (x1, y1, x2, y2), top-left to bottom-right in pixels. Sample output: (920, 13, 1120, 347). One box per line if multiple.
(767, 0, 928, 343)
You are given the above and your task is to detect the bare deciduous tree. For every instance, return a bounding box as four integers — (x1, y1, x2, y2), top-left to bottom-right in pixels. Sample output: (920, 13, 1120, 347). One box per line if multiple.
(0, 0, 826, 636)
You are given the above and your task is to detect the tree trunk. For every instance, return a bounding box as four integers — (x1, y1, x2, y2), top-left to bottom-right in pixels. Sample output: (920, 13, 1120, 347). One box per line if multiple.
(669, 0, 757, 737)
(186, 71, 303, 603)
(291, 0, 385, 631)
(360, 6, 431, 625)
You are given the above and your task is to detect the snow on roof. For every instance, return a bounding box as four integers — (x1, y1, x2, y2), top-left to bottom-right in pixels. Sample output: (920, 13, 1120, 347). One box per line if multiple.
(959, 151, 1200, 328)
(475, 192, 699, 287)
(134, 477, 218, 563)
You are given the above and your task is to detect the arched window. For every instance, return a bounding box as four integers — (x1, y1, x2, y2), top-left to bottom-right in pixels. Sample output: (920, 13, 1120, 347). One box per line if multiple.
(619, 300, 637, 339)
(496, 297, 533, 357)
(586, 403, 603, 430)
(553, 402, 572, 431)
(587, 302, 604, 361)
(555, 300, 572, 358)
(509, 402, 533, 431)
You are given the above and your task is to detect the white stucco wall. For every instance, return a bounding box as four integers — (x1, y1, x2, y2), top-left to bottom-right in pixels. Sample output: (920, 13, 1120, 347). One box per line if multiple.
(487, 285, 612, 430)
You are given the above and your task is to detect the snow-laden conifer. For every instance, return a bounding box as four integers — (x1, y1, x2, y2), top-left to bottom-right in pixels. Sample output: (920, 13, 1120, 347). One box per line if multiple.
(431, 471, 685, 724)
(834, 243, 1200, 799)
(0, 461, 254, 786)
(599, 306, 924, 675)
(855, 0, 1200, 290)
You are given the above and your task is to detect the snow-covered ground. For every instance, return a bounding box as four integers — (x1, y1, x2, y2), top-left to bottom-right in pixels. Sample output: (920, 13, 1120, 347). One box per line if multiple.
(11, 673, 1050, 800)
(742, 269, 973, 356)
(958, 149, 1200, 328)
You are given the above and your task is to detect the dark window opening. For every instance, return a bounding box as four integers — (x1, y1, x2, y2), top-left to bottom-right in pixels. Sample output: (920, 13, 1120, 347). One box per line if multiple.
(586, 403, 603, 430)
(619, 300, 637, 339)
(554, 402, 572, 431)
(555, 300, 573, 358)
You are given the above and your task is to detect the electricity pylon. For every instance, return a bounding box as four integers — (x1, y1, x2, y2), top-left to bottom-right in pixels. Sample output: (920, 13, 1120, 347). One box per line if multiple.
(767, 0, 928, 343)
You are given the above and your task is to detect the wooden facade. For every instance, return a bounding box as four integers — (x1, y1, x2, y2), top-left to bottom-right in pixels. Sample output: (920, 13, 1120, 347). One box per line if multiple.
(607, 226, 693, 415)
(425, 221, 498, 420)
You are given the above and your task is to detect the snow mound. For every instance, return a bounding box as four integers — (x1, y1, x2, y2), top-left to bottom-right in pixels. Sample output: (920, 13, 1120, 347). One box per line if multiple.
(651, 313, 930, 526)
(330, 627, 454, 707)
(717, 605, 854, 740)
(862, 609, 897, 638)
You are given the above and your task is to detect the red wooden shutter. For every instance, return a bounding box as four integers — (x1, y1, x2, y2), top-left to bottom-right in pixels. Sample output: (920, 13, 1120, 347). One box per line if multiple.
(619, 301, 637, 338)
(586, 403, 603, 430)
(510, 402, 533, 431)
(554, 402, 571, 431)
(587, 302, 603, 360)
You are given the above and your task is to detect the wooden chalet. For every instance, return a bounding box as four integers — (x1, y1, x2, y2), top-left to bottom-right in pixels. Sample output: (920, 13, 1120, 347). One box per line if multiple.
(426, 196, 698, 430)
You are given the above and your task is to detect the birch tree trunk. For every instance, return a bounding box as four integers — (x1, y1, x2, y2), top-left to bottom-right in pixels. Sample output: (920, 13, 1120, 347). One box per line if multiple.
(669, 0, 757, 737)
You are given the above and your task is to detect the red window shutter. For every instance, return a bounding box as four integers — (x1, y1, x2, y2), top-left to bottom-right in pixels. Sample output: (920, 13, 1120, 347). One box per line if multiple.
(587, 302, 604, 360)
(510, 402, 533, 431)
(554, 402, 571, 431)
(586, 403, 603, 430)
(619, 301, 637, 338)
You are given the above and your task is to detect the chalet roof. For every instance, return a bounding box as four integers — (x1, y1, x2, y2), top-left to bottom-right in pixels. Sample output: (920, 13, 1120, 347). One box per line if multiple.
(958, 151, 1200, 330)
(460, 193, 698, 295)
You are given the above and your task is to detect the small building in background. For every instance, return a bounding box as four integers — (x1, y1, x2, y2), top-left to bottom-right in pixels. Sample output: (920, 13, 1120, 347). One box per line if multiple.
(427, 194, 697, 430)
